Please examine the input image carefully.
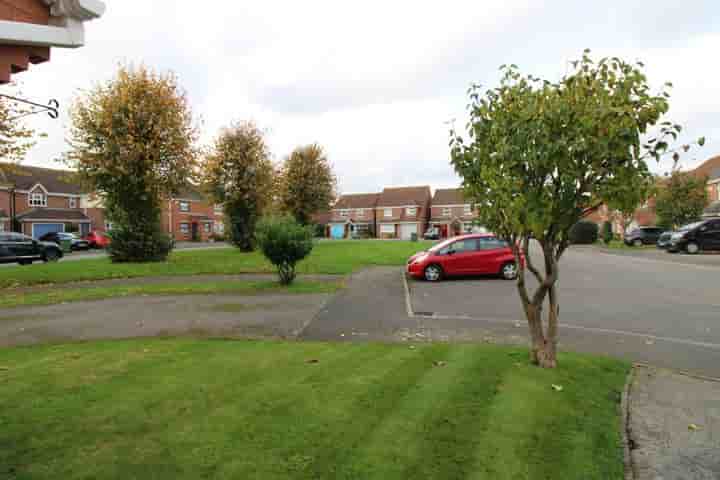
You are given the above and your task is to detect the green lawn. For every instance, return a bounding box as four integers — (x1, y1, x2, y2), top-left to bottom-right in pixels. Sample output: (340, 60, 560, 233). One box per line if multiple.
(1, 241, 433, 289)
(0, 339, 629, 479)
(601, 240, 656, 250)
(0, 280, 342, 309)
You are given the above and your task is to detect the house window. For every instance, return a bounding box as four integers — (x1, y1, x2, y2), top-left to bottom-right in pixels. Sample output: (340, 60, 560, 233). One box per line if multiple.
(104, 222, 114, 232)
(214, 222, 225, 234)
(214, 204, 223, 214)
(442, 208, 451, 217)
(179, 201, 190, 212)
(380, 224, 395, 234)
(69, 197, 78, 208)
(340, 209, 350, 218)
(0, 223, 5, 232)
(464, 204, 472, 215)
(357, 209, 365, 218)
(180, 223, 190, 234)
(384, 208, 392, 218)
(29, 192, 47, 207)
(204, 223, 211, 233)
(406, 207, 417, 216)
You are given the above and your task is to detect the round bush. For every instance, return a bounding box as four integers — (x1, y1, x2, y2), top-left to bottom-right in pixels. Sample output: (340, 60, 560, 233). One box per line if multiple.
(569, 221, 599, 245)
(255, 216, 314, 284)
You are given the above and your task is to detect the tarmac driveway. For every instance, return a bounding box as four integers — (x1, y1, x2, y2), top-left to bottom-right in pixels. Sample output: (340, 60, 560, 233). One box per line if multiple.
(408, 245, 720, 378)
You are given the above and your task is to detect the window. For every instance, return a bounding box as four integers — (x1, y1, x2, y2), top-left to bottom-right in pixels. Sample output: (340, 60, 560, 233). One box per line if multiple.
(104, 222, 114, 232)
(406, 207, 417, 216)
(69, 197, 77, 208)
(214, 222, 225, 234)
(0, 223, 5, 232)
(180, 223, 190, 234)
(442, 208, 451, 217)
(384, 208, 392, 218)
(214, 204, 223, 214)
(179, 201, 190, 212)
(464, 204, 472, 215)
(380, 224, 395, 234)
(29, 192, 47, 207)
(340, 209, 350, 218)
(478, 237, 508, 250)
(357, 209, 365, 218)
(204, 223, 211, 233)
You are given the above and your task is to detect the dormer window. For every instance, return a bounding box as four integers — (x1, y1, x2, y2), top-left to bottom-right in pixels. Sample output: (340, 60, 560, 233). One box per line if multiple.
(29, 191, 47, 207)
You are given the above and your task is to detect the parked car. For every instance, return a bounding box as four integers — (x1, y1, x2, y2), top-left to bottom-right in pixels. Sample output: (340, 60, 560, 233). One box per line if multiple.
(407, 233, 522, 281)
(84, 231, 111, 249)
(668, 219, 720, 254)
(423, 227, 440, 240)
(624, 227, 665, 247)
(39, 232, 91, 251)
(0, 232, 64, 265)
(656, 231, 673, 250)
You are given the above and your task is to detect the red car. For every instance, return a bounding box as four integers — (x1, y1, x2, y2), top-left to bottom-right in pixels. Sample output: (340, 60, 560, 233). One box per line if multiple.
(83, 231, 111, 249)
(407, 233, 521, 282)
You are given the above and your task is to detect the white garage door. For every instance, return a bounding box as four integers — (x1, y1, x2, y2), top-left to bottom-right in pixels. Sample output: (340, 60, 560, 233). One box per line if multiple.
(400, 224, 416, 240)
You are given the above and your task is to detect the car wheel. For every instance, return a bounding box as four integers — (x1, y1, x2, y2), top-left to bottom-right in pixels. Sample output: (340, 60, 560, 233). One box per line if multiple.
(686, 242, 700, 255)
(43, 249, 60, 263)
(424, 264, 443, 282)
(500, 262, 519, 280)
(633, 239, 643, 247)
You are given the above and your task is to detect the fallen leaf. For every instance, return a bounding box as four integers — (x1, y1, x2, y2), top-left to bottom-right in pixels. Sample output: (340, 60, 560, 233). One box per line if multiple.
(433, 361, 447, 367)
(143, 349, 150, 354)
(409, 346, 416, 350)
(688, 423, 702, 431)
(645, 339, 655, 345)
(551, 384, 564, 392)
(0, 366, 9, 371)
(306, 359, 320, 364)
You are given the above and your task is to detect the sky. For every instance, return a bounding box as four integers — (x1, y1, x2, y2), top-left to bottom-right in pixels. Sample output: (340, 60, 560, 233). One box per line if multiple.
(8, 0, 720, 195)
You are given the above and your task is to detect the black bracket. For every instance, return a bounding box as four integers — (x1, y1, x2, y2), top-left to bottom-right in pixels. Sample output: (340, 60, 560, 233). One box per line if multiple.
(0, 94, 59, 120)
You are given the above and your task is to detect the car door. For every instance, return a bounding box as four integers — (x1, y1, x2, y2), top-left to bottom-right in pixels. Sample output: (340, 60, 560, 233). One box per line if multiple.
(12, 233, 37, 259)
(474, 237, 510, 274)
(441, 238, 478, 275)
(699, 220, 720, 251)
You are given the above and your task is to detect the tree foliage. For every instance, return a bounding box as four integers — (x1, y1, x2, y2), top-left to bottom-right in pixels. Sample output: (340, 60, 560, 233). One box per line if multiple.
(255, 216, 314, 285)
(0, 87, 39, 182)
(67, 64, 197, 262)
(655, 171, 708, 229)
(278, 144, 336, 225)
(450, 50, 698, 368)
(202, 121, 274, 251)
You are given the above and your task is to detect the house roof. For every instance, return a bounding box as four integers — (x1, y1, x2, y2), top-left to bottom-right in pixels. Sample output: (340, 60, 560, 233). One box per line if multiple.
(334, 193, 380, 210)
(312, 211, 332, 225)
(703, 201, 720, 217)
(16, 209, 90, 222)
(174, 186, 206, 202)
(432, 188, 467, 205)
(690, 155, 720, 181)
(0, 163, 82, 195)
(376, 186, 431, 207)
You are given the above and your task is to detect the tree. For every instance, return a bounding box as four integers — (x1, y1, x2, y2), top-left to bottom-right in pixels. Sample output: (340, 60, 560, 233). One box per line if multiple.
(655, 171, 708, 229)
(202, 121, 274, 251)
(278, 143, 336, 225)
(255, 216, 314, 285)
(450, 51, 700, 368)
(607, 174, 657, 236)
(67, 64, 197, 262)
(0, 88, 39, 182)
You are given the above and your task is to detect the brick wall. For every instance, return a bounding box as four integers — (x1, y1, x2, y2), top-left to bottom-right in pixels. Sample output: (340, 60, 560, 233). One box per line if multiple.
(0, 0, 50, 24)
(329, 208, 376, 224)
(430, 205, 476, 221)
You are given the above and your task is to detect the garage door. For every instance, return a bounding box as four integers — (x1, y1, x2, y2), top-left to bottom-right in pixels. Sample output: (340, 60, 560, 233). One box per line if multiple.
(400, 224, 416, 240)
(32, 223, 64, 239)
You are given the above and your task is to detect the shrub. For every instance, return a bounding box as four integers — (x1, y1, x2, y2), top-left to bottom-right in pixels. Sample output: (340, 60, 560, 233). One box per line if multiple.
(106, 224, 174, 263)
(569, 220, 599, 245)
(601, 221, 613, 244)
(255, 216, 314, 285)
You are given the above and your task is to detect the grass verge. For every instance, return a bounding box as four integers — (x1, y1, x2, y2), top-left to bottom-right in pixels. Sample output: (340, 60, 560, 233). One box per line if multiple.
(0, 280, 342, 309)
(0, 339, 629, 479)
(1, 240, 434, 289)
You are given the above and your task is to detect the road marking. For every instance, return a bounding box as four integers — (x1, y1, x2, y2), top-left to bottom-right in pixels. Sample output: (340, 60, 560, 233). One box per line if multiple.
(401, 269, 720, 351)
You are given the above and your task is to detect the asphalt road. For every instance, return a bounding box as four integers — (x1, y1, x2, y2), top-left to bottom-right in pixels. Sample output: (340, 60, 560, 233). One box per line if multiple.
(408, 244, 720, 377)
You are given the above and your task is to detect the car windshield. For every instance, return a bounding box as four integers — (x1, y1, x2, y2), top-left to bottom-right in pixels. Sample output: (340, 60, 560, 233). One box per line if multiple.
(678, 221, 704, 232)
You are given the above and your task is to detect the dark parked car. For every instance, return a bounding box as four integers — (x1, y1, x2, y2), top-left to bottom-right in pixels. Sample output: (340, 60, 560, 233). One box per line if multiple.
(656, 231, 673, 250)
(39, 232, 90, 251)
(624, 227, 665, 247)
(0, 232, 64, 265)
(423, 227, 440, 240)
(668, 219, 720, 254)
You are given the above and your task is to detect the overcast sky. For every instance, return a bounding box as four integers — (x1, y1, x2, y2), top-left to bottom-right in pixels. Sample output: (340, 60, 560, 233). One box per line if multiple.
(10, 0, 720, 194)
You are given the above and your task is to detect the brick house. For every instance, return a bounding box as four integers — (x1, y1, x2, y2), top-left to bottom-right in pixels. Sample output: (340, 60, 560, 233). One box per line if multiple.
(375, 186, 431, 239)
(162, 187, 224, 242)
(328, 193, 379, 239)
(429, 188, 485, 239)
(0, 163, 96, 237)
(1, 0, 105, 83)
(691, 154, 720, 218)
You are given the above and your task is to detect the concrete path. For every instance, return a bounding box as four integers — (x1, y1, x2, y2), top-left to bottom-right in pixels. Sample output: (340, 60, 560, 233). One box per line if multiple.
(0, 292, 332, 347)
(629, 366, 720, 480)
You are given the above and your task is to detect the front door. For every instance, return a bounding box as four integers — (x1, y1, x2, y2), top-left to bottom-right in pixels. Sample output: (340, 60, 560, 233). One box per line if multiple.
(191, 222, 199, 241)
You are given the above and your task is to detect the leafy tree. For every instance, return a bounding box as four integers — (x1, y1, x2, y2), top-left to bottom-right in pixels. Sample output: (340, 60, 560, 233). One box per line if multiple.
(278, 143, 336, 225)
(450, 51, 700, 368)
(606, 174, 657, 236)
(0, 87, 39, 182)
(569, 221, 599, 245)
(67, 65, 197, 262)
(202, 121, 274, 251)
(655, 171, 708, 229)
(255, 216, 314, 285)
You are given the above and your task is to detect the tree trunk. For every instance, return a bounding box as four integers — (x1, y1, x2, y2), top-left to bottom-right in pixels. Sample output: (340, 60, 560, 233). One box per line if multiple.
(525, 302, 558, 368)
